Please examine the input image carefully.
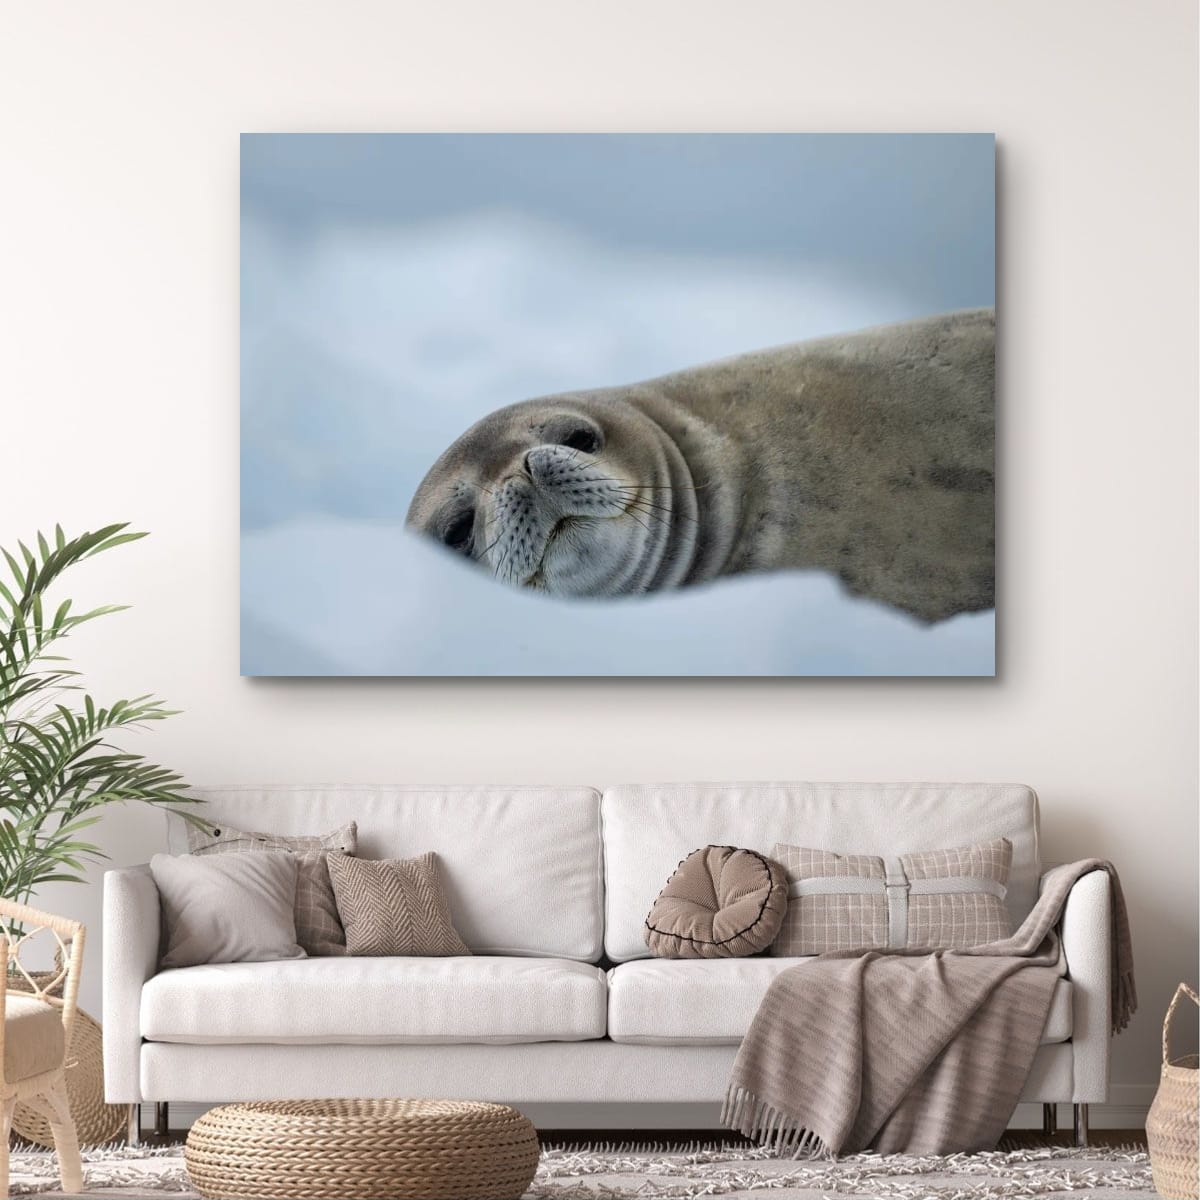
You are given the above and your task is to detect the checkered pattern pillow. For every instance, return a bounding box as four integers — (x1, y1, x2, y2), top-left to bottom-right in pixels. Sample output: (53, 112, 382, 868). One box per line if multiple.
(185, 820, 357, 957)
(770, 837, 1012, 956)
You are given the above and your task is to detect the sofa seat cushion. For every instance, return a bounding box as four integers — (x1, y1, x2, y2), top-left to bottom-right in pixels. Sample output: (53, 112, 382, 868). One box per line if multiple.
(141, 956, 606, 1045)
(4, 994, 65, 1082)
(607, 958, 1073, 1045)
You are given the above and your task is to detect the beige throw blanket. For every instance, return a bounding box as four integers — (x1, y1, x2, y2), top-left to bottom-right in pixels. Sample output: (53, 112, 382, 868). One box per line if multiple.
(723, 860, 1135, 1156)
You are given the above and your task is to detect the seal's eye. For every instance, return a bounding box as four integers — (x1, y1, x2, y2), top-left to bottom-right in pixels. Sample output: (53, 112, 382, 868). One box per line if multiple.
(442, 510, 474, 554)
(560, 427, 601, 454)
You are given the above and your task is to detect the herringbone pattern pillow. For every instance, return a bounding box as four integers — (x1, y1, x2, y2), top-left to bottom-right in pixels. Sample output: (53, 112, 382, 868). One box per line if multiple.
(185, 820, 357, 957)
(328, 851, 471, 957)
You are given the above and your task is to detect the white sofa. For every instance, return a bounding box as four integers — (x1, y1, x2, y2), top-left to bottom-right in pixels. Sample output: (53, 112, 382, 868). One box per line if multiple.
(103, 783, 1113, 1142)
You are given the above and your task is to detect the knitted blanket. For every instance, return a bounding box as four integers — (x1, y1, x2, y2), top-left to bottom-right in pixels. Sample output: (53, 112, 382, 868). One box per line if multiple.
(723, 860, 1135, 1156)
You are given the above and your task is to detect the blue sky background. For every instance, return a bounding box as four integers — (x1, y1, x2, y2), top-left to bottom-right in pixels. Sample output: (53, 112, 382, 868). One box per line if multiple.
(241, 133, 995, 675)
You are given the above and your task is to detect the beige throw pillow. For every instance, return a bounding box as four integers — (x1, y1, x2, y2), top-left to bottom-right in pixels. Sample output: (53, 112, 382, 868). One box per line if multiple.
(328, 851, 471, 957)
(644, 845, 789, 959)
(151, 852, 306, 969)
(185, 820, 356, 957)
(770, 837, 1013, 955)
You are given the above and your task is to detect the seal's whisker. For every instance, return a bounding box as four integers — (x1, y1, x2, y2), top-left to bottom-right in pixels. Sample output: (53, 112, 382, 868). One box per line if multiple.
(625, 497, 698, 526)
(621, 508, 657, 538)
(632, 508, 697, 529)
(623, 500, 684, 529)
(622, 504, 666, 528)
(613, 481, 713, 493)
(624, 500, 674, 523)
(478, 509, 508, 562)
(622, 494, 674, 515)
(492, 533, 519, 581)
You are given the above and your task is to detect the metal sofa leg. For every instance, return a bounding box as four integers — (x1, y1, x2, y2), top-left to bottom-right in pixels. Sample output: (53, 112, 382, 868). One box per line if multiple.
(1042, 1103, 1057, 1136)
(155, 1101, 169, 1138)
(126, 1104, 140, 1146)
(1073, 1103, 1089, 1147)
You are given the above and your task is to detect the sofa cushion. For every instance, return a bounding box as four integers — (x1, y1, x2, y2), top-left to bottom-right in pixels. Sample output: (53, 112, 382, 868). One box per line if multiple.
(644, 846, 788, 958)
(170, 787, 603, 961)
(606, 958, 1073, 1045)
(769, 838, 1012, 954)
(4, 994, 65, 1082)
(602, 783, 1041, 961)
(185, 820, 357, 957)
(328, 851, 470, 957)
(186, 819, 358, 856)
(151, 852, 306, 969)
(289, 851, 351, 957)
(141, 956, 607, 1045)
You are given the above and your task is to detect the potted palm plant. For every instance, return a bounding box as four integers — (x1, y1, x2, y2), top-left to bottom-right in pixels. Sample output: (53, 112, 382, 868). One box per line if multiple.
(0, 524, 196, 908)
(1, 524, 196, 1148)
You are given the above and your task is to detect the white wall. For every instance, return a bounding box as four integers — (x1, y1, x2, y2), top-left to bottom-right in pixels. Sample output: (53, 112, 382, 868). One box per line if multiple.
(2, 0, 1196, 1126)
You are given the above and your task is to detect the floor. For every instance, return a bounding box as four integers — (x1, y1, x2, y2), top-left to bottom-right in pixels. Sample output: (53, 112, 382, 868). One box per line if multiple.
(8, 1135, 1156, 1200)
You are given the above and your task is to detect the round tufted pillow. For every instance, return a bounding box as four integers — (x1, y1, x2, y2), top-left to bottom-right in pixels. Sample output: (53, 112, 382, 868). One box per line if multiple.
(643, 845, 789, 959)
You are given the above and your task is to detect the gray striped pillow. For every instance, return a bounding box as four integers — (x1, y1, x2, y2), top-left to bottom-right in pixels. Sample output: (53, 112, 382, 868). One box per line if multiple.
(770, 838, 1012, 955)
(328, 851, 471, 957)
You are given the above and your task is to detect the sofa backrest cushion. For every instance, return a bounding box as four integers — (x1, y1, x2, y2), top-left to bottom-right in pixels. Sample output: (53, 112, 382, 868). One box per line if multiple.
(601, 782, 1040, 962)
(169, 786, 603, 961)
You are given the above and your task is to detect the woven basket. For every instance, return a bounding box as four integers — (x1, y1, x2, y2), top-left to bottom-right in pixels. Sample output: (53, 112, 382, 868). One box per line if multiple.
(184, 1098, 541, 1200)
(1147, 982, 1199, 1200)
(10, 1006, 128, 1148)
(8, 963, 126, 1148)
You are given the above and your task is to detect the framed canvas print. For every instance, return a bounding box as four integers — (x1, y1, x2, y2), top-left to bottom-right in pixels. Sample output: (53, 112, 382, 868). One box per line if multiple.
(241, 133, 995, 676)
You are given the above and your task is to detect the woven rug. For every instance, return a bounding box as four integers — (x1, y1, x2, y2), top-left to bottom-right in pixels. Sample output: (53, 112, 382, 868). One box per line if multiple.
(8, 1141, 1154, 1199)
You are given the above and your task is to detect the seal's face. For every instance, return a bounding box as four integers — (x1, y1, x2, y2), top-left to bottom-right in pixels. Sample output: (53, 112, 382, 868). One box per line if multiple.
(407, 397, 696, 596)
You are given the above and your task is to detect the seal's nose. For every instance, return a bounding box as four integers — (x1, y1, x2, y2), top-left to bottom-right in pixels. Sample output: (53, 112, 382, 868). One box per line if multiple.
(524, 449, 546, 481)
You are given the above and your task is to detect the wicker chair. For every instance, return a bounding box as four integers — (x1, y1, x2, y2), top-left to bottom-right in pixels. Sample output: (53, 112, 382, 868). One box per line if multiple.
(1, 899, 85, 1197)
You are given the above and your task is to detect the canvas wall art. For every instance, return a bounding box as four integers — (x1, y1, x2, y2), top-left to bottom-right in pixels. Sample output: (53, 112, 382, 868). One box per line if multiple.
(241, 133, 995, 676)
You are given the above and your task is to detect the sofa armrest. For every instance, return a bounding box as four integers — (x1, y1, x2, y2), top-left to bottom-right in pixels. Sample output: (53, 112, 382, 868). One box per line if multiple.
(103, 864, 160, 1103)
(1042, 866, 1112, 1102)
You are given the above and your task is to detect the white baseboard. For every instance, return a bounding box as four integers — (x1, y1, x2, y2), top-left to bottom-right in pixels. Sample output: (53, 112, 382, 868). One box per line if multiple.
(144, 1090, 1151, 1134)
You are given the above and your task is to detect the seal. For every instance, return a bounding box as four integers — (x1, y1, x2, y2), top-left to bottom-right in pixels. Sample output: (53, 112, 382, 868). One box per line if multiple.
(407, 308, 994, 622)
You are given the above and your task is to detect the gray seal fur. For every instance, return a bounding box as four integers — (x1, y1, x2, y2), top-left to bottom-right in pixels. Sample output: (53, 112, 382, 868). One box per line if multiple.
(407, 308, 994, 622)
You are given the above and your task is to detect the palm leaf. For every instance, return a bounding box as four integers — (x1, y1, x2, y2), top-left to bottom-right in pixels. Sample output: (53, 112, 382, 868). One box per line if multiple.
(0, 525, 198, 902)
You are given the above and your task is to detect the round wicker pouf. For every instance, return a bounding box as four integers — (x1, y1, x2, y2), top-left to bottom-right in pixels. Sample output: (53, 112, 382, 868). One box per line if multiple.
(183, 1099, 541, 1200)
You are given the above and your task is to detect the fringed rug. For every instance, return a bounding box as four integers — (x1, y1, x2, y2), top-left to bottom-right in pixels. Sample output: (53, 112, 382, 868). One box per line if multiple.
(8, 1140, 1154, 1199)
